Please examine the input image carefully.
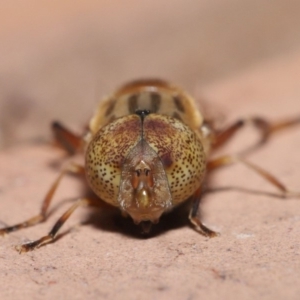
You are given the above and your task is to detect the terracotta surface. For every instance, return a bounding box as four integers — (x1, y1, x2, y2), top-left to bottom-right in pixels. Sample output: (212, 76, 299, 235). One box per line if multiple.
(1, 52, 300, 300)
(1, 1, 300, 300)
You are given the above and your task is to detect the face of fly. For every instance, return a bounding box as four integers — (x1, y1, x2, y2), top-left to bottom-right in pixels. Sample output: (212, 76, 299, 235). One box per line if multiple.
(118, 138, 173, 227)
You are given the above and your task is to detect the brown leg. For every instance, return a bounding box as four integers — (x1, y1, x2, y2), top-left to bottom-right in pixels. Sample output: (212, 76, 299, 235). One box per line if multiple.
(52, 121, 84, 154)
(207, 155, 299, 197)
(189, 187, 219, 237)
(212, 116, 300, 152)
(16, 198, 92, 253)
(0, 163, 85, 236)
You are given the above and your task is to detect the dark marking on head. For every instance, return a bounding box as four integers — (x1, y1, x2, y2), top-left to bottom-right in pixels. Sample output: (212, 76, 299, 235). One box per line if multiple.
(105, 99, 116, 116)
(150, 92, 161, 113)
(135, 109, 151, 121)
(128, 94, 138, 113)
(160, 152, 173, 168)
(173, 96, 185, 112)
(144, 116, 177, 138)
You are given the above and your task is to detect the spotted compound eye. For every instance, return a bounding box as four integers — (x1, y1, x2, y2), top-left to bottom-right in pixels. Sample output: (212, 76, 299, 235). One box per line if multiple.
(85, 112, 206, 224)
(85, 114, 142, 207)
(142, 114, 207, 206)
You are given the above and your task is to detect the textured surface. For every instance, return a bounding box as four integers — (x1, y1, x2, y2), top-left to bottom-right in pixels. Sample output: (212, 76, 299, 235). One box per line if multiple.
(1, 1, 300, 300)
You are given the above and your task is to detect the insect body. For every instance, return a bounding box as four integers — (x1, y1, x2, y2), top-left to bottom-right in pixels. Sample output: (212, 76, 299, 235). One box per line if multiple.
(1, 79, 299, 252)
(85, 80, 208, 227)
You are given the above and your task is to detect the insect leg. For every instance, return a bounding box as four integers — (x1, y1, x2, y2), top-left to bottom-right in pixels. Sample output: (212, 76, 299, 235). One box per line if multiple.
(207, 155, 299, 197)
(0, 164, 85, 236)
(189, 187, 219, 237)
(16, 198, 92, 253)
(52, 121, 84, 154)
(212, 116, 300, 152)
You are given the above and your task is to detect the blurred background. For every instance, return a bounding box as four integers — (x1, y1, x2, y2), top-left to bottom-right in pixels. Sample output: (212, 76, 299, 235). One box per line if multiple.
(1, 0, 300, 148)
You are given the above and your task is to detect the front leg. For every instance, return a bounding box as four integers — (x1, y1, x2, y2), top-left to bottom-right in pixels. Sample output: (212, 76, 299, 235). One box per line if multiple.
(188, 187, 219, 237)
(16, 197, 93, 253)
(0, 163, 85, 236)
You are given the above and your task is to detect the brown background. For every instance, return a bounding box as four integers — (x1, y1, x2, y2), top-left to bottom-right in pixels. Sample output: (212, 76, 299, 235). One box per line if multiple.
(1, 1, 300, 299)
